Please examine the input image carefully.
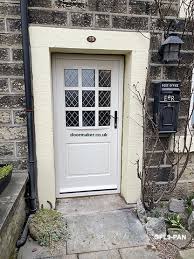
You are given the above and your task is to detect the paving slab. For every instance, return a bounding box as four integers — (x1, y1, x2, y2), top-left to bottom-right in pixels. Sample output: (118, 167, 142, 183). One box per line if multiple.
(66, 209, 149, 254)
(78, 249, 121, 259)
(57, 195, 132, 216)
(178, 248, 194, 259)
(17, 238, 67, 259)
(62, 256, 78, 259)
(119, 247, 160, 259)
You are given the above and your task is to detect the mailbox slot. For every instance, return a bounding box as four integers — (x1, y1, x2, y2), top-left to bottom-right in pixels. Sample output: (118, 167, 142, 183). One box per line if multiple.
(153, 81, 180, 134)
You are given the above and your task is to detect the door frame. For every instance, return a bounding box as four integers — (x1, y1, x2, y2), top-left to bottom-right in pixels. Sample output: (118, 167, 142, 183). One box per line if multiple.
(29, 26, 150, 208)
(52, 54, 124, 197)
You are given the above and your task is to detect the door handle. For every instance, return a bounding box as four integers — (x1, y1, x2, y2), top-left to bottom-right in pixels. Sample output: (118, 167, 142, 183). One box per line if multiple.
(114, 111, 117, 129)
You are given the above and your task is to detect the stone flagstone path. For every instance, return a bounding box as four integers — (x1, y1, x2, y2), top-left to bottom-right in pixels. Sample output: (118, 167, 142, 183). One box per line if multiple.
(18, 195, 160, 259)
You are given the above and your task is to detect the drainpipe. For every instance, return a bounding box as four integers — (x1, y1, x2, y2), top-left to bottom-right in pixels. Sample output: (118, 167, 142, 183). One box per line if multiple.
(20, 0, 37, 213)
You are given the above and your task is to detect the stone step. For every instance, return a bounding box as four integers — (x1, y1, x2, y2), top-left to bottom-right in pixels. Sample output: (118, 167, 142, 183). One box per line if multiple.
(65, 209, 149, 254)
(57, 194, 133, 216)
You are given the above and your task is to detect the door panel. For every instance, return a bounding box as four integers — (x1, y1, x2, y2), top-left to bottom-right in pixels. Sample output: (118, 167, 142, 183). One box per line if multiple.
(66, 143, 110, 176)
(53, 55, 123, 196)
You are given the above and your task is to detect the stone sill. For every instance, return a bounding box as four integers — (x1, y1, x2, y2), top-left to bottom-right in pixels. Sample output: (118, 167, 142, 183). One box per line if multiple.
(0, 173, 28, 235)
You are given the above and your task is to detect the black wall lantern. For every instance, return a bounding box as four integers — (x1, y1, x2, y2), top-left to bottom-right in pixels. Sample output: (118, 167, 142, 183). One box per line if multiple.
(159, 33, 184, 63)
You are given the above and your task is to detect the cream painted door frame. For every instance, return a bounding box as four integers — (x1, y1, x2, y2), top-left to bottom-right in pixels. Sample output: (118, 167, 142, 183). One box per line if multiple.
(53, 54, 124, 197)
(29, 26, 150, 208)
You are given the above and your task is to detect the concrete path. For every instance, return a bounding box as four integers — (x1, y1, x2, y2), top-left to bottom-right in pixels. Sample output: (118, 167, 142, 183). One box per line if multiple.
(18, 195, 160, 259)
(178, 248, 194, 259)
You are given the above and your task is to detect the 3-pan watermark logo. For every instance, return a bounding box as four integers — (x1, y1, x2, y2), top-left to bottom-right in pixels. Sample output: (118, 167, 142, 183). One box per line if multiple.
(154, 234, 187, 240)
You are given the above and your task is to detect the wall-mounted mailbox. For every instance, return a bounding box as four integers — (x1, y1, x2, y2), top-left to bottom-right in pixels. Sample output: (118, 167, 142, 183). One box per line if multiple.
(153, 81, 180, 134)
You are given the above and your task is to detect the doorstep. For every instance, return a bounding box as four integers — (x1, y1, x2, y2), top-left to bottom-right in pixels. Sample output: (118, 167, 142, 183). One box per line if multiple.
(57, 195, 150, 255)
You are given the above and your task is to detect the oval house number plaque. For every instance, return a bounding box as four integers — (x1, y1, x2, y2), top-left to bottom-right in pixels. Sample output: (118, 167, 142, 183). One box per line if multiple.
(87, 36, 96, 43)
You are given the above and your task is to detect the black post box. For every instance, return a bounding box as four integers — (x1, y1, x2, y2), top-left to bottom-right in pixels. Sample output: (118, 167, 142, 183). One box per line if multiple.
(153, 81, 180, 134)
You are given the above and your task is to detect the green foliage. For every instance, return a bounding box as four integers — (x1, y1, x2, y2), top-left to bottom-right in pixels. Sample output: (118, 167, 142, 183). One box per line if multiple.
(165, 214, 185, 230)
(185, 193, 194, 216)
(29, 209, 69, 247)
(0, 165, 13, 180)
(147, 208, 161, 218)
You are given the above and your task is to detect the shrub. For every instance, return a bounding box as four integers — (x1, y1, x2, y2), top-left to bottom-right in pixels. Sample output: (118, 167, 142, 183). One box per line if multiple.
(29, 209, 69, 247)
(165, 214, 185, 230)
(0, 165, 13, 180)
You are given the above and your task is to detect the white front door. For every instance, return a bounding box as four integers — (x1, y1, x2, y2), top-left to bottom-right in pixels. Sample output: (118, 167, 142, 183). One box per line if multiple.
(53, 55, 124, 197)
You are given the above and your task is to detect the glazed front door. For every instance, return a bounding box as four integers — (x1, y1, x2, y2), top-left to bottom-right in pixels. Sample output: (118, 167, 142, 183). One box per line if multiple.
(53, 55, 123, 197)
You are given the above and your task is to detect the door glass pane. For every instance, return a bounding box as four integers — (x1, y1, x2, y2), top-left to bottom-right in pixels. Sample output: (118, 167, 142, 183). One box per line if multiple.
(99, 111, 110, 126)
(64, 69, 78, 87)
(82, 111, 95, 127)
(82, 90, 95, 107)
(99, 91, 111, 107)
(99, 70, 111, 87)
(82, 69, 95, 87)
(66, 111, 79, 127)
(65, 90, 78, 107)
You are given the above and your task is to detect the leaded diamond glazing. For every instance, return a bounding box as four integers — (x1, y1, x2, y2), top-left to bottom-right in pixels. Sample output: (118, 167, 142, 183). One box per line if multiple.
(82, 111, 95, 127)
(82, 69, 95, 87)
(82, 90, 95, 107)
(66, 111, 79, 127)
(65, 90, 78, 107)
(64, 69, 78, 87)
(99, 70, 111, 87)
(99, 91, 111, 107)
(99, 111, 110, 126)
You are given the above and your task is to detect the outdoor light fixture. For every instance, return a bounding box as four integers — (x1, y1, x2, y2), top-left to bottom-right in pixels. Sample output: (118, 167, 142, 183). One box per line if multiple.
(159, 33, 184, 63)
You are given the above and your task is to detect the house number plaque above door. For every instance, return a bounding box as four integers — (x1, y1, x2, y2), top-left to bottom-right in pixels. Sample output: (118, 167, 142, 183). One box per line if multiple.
(87, 36, 96, 43)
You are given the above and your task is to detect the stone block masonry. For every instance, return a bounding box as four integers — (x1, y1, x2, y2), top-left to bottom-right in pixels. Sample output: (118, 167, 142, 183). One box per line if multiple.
(0, 0, 27, 173)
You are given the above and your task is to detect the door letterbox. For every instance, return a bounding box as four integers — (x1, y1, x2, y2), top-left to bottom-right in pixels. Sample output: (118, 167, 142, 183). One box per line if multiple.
(153, 81, 180, 134)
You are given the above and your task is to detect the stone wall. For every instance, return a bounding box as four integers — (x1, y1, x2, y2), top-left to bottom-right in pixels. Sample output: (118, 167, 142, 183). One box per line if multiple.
(0, 0, 27, 173)
(0, 174, 27, 259)
(1, 0, 194, 198)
